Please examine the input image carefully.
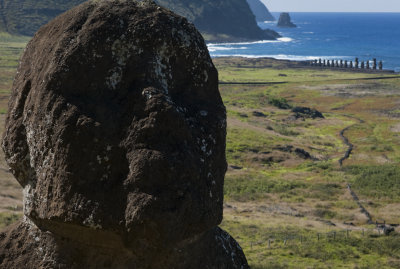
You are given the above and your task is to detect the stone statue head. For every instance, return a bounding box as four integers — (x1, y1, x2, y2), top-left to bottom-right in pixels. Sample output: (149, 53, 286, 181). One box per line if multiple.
(2, 0, 226, 253)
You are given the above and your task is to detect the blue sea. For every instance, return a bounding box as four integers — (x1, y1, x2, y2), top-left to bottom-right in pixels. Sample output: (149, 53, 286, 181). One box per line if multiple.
(208, 12, 400, 72)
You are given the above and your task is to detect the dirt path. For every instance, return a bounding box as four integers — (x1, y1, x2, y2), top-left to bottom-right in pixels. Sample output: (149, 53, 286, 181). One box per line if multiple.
(338, 115, 364, 167)
(336, 115, 374, 224)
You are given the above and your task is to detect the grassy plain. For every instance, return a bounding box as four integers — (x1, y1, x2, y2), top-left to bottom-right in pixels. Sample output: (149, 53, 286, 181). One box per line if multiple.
(214, 57, 400, 268)
(0, 34, 400, 268)
(0, 33, 29, 224)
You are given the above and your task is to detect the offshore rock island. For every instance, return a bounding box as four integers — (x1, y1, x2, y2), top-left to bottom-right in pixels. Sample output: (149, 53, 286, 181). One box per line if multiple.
(0, 0, 249, 268)
(277, 12, 297, 28)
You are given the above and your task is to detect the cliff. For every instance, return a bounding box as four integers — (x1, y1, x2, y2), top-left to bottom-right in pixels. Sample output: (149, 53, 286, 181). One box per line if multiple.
(246, 0, 275, 22)
(0, 0, 279, 42)
(155, 0, 279, 41)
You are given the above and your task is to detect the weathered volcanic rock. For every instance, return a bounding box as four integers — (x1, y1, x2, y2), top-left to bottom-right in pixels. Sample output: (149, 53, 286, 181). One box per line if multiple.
(0, 0, 249, 268)
(291, 107, 324, 119)
(277, 12, 296, 28)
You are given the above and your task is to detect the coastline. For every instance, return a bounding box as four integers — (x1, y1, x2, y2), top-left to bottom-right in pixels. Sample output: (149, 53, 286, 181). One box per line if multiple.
(213, 13, 400, 73)
(202, 33, 278, 44)
(211, 56, 398, 74)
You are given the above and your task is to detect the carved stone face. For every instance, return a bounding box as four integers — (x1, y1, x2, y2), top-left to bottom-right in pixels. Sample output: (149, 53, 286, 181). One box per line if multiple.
(2, 1, 226, 252)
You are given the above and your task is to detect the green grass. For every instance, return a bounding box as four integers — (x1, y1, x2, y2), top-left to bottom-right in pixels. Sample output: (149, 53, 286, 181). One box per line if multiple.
(215, 57, 400, 268)
(346, 165, 400, 200)
(225, 173, 306, 202)
(0, 38, 400, 268)
(222, 219, 400, 269)
(0, 212, 21, 229)
(269, 97, 292, 109)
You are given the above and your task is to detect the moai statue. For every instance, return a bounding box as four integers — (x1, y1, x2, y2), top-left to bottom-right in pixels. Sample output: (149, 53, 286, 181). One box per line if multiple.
(344, 61, 348, 68)
(366, 61, 370, 69)
(318, 58, 322, 66)
(361, 61, 365, 69)
(379, 61, 383, 70)
(350, 61, 353, 68)
(340, 60, 343, 68)
(323, 59, 326, 66)
(355, 58, 359, 68)
(373, 58, 377, 69)
(0, 1, 250, 268)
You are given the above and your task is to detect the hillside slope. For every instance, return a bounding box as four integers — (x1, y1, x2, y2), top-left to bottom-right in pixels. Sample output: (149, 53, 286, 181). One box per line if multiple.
(0, 0, 279, 42)
(0, 0, 84, 36)
(246, 0, 275, 21)
(155, 0, 278, 41)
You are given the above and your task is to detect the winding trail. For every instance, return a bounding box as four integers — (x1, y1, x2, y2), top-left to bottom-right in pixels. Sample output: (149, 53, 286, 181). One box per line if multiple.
(338, 115, 364, 167)
(337, 115, 373, 224)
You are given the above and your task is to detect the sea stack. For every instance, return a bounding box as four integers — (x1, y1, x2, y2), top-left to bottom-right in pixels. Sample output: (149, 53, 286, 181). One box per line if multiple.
(277, 12, 297, 27)
(0, 0, 249, 268)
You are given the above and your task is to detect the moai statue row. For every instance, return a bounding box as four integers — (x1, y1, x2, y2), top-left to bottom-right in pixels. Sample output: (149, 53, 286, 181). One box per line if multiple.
(311, 58, 382, 71)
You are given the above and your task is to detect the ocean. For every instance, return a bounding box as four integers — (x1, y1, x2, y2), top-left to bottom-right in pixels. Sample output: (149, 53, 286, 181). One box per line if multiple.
(208, 12, 400, 72)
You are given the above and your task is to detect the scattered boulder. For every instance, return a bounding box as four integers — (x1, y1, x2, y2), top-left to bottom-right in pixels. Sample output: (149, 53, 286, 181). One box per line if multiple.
(274, 145, 294, 153)
(0, 1, 248, 268)
(291, 106, 324, 119)
(377, 225, 395, 236)
(277, 12, 297, 28)
(274, 145, 314, 160)
(294, 148, 313, 160)
(252, 111, 267, 117)
(230, 165, 243, 170)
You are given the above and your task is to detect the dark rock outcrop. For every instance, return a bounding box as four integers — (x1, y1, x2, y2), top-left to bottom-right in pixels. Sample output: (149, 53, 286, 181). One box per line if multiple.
(0, 0, 279, 42)
(291, 107, 324, 119)
(277, 12, 296, 28)
(273, 145, 314, 160)
(252, 111, 267, 117)
(246, 0, 275, 21)
(0, 1, 248, 268)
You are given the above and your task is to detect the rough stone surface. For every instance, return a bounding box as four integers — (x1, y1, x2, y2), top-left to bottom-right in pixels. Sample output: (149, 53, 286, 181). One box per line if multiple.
(0, 0, 249, 268)
(277, 12, 296, 28)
